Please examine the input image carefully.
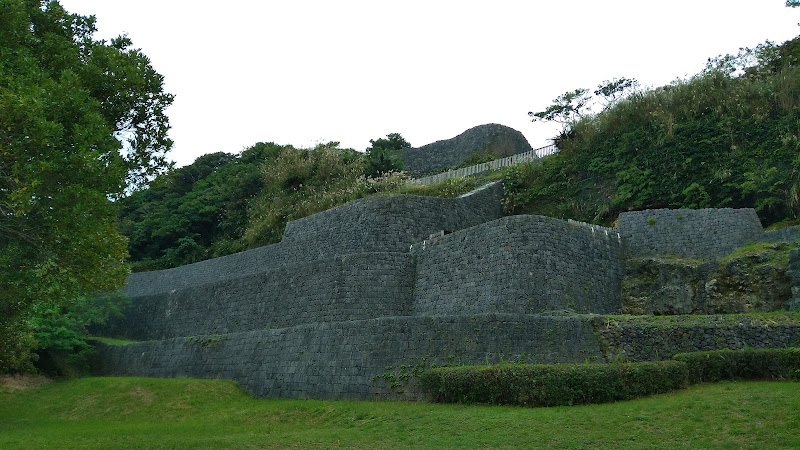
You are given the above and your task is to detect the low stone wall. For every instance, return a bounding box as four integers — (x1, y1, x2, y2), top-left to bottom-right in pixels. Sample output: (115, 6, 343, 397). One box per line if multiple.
(618, 208, 764, 260)
(93, 313, 604, 400)
(412, 215, 624, 315)
(593, 315, 800, 361)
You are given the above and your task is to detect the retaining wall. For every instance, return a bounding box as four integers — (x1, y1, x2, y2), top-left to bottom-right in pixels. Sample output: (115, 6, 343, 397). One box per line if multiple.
(281, 182, 503, 258)
(594, 316, 800, 361)
(95, 184, 800, 400)
(121, 182, 503, 299)
(94, 313, 603, 400)
(412, 215, 624, 315)
(104, 253, 415, 341)
(618, 208, 764, 260)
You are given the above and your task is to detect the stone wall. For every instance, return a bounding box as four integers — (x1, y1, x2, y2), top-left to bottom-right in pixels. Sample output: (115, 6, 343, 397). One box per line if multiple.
(400, 123, 533, 176)
(103, 253, 415, 341)
(94, 313, 603, 400)
(281, 181, 503, 258)
(618, 208, 764, 260)
(412, 215, 623, 315)
(121, 181, 503, 299)
(94, 185, 800, 400)
(594, 315, 800, 361)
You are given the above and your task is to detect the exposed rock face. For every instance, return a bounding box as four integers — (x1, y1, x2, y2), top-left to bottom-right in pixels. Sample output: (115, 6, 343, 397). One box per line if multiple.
(621, 257, 715, 315)
(622, 243, 798, 315)
(705, 246, 794, 313)
(401, 123, 533, 176)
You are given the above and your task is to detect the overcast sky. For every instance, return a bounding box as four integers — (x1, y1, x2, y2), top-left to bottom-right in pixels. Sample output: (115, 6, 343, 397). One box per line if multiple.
(60, 1, 800, 167)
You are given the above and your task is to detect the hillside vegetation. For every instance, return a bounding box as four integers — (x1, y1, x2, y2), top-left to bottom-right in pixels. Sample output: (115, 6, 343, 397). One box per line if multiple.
(507, 37, 800, 226)
(121, 36, 800, 270)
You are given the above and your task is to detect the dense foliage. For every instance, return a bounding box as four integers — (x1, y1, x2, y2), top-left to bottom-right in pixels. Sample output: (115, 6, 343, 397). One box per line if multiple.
(510, 37, 800, 227)
(362, 132, 408, 178)
(674, 348, 800, 383)
(420, 348, 800, 407)
(419, 361, 689, 407)
(0, 0, 172, 373)
(120, 141, 412, 271)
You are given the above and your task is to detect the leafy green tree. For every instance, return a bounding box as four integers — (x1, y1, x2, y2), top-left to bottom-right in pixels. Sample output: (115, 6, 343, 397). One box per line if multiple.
(363, 133, 408, 177)
(0, 0, 173, 372)
(528, 88, 592, 124)
(529, 78, 638, 127)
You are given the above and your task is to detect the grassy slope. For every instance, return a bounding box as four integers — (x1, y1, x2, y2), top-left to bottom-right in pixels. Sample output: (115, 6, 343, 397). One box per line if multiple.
(1, 377, 798, 448)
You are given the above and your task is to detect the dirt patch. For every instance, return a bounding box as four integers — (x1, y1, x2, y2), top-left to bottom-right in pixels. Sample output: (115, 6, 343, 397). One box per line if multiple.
(0, 374, 52, 391)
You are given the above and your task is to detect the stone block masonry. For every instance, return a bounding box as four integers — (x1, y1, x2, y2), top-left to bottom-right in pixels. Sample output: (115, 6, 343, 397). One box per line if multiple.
(412, 215, 624, 315)
(94, 313, 604, 400)
(618, 208, 764, 260)
(94, 182, 798, 400)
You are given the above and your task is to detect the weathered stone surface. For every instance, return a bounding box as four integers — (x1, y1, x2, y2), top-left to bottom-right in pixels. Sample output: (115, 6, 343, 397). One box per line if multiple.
(621, 257, 715, 315)
(705, 244, 795, 314)
(617, 208, 764, 260)
(593, 315, 800, 362)
(93, 190, 800, 400)
(400, 123, 533, 176)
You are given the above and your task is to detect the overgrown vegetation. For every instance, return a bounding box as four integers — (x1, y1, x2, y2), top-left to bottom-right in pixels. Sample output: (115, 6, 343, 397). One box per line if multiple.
(119, 141, 410, 271)
(511, 37, 800, 226)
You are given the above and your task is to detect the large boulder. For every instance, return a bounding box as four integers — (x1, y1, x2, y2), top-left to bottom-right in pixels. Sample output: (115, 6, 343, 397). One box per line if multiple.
(401, 123, 533, 176)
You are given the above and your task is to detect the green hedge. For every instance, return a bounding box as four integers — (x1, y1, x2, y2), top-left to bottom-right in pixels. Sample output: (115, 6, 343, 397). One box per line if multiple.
(419, 361, 688, 407)
(673, 348, 800, 384)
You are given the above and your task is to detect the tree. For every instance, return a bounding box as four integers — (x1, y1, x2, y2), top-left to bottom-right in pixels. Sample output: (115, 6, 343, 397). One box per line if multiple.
(363, 133, 408, 177)
(528, 88, 591, 124)
(0, 0, 173, 372)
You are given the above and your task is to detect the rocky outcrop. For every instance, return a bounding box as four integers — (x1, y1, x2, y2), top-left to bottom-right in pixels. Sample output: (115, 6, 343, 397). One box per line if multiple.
(622, 242, 799, 315)
(621, 257, 715, 315)
(400, 123, 533, 176)
(705, 243, 795, 313)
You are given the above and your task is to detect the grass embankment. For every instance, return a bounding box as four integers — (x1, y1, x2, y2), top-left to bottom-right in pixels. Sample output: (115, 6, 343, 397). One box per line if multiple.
(1, 377, 798, 448)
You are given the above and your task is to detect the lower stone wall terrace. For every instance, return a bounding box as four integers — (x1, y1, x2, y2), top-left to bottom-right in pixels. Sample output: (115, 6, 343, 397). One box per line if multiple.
(593, 315, 800, 362)
(92, 313, 604, 400)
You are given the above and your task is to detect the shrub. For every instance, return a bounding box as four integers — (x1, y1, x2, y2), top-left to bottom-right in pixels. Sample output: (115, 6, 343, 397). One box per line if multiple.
(419, 361, 688, 407)
(673, 348, 800, 383)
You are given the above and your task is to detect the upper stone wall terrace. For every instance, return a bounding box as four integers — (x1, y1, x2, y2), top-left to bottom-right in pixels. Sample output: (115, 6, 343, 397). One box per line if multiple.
(618, 208, 764, 260)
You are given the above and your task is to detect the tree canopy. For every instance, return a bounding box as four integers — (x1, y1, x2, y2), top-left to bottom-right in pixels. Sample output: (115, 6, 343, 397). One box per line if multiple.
(0, 0, 173, 372)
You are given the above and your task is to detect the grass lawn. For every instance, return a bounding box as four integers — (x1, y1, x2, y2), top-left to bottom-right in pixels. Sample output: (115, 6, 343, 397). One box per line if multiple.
(1, 377, 798, 448)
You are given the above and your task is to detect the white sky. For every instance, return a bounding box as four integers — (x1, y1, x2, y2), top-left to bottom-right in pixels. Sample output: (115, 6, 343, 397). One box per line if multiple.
(60, 0, 800, 167)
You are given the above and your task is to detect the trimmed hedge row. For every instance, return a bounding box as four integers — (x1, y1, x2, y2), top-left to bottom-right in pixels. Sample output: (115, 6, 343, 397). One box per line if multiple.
(418, 361, 688, 407)
(674, 348, 800, 384)
(420, 348, 800, 407)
